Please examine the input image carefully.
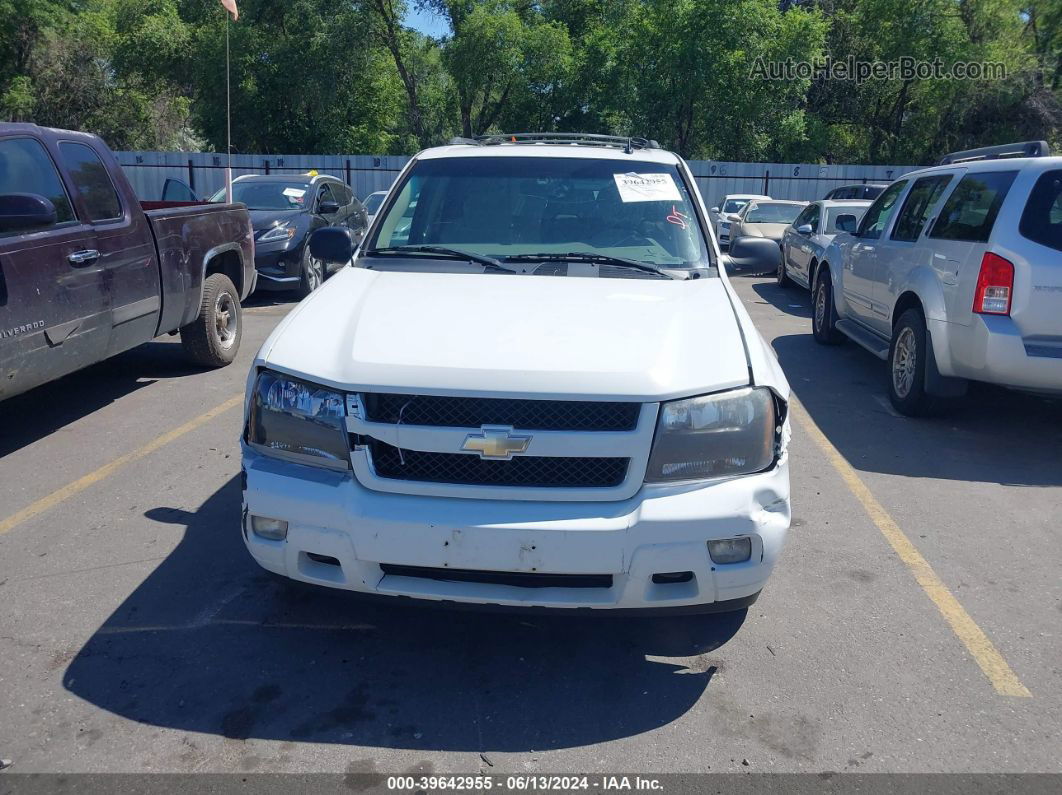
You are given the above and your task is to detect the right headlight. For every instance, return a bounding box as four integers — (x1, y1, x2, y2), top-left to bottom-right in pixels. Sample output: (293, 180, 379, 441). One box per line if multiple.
(644, 387, 778, 483)
(258, 223, 295, 243)
(246, 370, 349, 469)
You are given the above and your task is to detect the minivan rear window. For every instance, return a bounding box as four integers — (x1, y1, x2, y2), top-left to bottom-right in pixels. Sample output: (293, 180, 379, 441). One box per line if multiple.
(929, 171, 1017, 243)
(1019, 170, 1062, 252)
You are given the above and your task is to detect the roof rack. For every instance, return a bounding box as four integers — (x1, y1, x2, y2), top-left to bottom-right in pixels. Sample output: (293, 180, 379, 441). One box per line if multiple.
(449, 133, 661, 154)
(938, 140, 1051, 165)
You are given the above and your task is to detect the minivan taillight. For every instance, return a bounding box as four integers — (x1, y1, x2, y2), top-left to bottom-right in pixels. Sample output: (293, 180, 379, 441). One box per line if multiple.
(972, 252, 1014, 315)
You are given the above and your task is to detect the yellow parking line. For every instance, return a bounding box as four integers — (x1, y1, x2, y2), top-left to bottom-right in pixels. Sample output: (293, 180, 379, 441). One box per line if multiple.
(791, 399, 1031, 698)
(0, 394, 244, 537)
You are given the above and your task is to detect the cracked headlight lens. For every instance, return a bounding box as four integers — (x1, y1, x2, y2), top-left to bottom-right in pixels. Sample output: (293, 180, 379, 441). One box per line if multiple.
(246, 370, 348, 468)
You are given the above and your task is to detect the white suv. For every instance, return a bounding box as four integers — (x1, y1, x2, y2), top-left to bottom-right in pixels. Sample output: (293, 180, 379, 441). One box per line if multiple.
(240, 133, 792, 613)
(813, 141, 1062, 415)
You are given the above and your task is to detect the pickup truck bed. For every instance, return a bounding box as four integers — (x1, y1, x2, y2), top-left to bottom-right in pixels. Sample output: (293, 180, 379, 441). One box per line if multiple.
(0, 123, 254, 400)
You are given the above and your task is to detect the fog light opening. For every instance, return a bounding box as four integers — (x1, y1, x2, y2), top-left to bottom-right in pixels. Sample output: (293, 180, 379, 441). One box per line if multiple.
(306, 552, 341, 567)
(250, 515, 288, 540)
(708, 537, 752, 564)
(652, 571, 694, 585)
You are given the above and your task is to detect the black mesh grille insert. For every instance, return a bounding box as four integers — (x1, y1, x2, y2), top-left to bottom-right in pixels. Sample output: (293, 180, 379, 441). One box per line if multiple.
(380, 564, 613, 589)
(361, 393, 640, 432)
(367, 439, 628, 488)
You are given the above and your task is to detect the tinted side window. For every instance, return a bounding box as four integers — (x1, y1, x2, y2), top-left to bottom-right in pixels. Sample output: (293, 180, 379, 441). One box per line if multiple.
(892, 175, 952, 242)
(857, 180, 907, 240)
(317, 183, 336, 210)
(0, 137, 75, 233)
(336, 184, 353, 205)
(792, 204, 815, 229)
(59, 142, 122, 222)
(1019, 170, 1062, 253)
(929, 170, 1017, 243)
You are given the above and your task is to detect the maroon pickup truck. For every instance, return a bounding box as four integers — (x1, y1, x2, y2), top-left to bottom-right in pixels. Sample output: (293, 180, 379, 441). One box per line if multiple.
(0, 124, 255, 400)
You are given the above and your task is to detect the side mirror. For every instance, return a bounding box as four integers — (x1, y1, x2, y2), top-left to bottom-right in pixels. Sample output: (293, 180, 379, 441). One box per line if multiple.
(0, 193, 57, 232)
(796, 224, 813, 235)
(710, 206, 720, 214)
(835, 214, 858, 233)
(309, 226, 356, 264)
(727, 236, 783, 271)
(318, 200, 341, 215)
(726, 213, 741, 221)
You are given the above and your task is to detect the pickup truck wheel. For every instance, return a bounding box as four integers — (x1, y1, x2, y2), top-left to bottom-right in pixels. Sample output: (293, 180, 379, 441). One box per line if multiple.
(888, 308, 939, 416)
(299, 247, 324, 297)
(812, 271, 843, 345)
(180, 273, 242, 367)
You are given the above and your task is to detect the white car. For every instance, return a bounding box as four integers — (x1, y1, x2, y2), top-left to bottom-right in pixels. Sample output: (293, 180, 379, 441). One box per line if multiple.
(813, 141, 1062, 415)
(778, 199, 871, 290)
(710, 193, 770, 249)
(241, 133, 792, 613)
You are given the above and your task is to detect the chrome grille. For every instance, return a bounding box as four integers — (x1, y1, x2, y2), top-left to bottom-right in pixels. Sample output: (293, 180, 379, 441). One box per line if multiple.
(361, 393, 639, 432)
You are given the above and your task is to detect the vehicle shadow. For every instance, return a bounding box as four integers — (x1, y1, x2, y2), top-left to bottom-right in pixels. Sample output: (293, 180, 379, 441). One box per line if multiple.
(751, 282, 813, 319)
(772, 331, 1062, 487)
(64, 477, 742, 751)
(0, 340, 204, 458)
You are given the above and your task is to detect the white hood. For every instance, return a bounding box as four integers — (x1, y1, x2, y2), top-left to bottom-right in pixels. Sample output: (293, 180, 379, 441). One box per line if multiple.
(261, 267, 751, 401)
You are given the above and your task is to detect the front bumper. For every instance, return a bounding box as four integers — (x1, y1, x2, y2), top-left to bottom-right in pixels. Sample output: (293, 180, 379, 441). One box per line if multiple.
(932, 316, 1062, 393)
(241, 447, 791, 611)
(252, 241, 304, 291)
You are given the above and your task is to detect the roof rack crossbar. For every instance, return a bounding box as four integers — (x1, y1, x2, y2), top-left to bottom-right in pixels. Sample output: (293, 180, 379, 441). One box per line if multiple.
(451, 133, 661, 152)
(938, 140, 1051, 165)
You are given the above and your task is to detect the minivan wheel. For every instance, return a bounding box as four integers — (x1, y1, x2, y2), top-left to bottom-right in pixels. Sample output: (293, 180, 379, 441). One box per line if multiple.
(298, 246, 324, 297)
(180, 273, 242, 367)
(888, 308, 939, 416)
(812, 271, 843, 345)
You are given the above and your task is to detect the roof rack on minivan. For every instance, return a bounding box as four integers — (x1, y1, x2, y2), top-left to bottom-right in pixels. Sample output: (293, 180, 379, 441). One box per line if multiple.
(938, 140, 1051, 165)
(449, 133, 661, 154)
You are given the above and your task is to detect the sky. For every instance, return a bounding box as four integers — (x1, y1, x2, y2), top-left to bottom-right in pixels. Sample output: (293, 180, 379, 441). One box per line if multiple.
(405, 7, 451, 38)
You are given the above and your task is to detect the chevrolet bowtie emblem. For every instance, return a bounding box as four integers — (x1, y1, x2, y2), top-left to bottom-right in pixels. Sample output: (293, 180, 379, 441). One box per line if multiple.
(461, 427, 532, 460)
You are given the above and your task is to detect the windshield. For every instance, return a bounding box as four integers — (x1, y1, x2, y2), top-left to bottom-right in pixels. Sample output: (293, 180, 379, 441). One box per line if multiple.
(364, 192, 386, 214)
(745, 203, 804, 224)
(209, 181, 312, 210)
(368, 156, 711, 269)
(722, 198, 752, 214)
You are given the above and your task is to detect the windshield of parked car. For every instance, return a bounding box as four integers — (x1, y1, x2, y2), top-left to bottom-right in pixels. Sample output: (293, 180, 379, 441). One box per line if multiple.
(722, 198, 752, 214)
(364, 192, 385, 214)
(746, 203, 804, 223)
(367, 156, 711, 270)
(825, 205, 868, 233)
(209, 181, 312, 210)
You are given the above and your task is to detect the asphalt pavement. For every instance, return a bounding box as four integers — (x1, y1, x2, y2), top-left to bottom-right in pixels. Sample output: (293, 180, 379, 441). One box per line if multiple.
(0, 273, 1059, 776)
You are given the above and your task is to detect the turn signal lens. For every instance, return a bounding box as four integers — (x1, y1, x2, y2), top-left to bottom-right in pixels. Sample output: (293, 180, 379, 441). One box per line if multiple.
(973, 252, 1014, 315)
(251, 515, 288, 540)
(708, 538, 753, 564)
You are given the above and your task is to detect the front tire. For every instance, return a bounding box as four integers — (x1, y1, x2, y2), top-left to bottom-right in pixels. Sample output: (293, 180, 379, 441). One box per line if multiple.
(180, 273, 242, 367)
(298, 246, 324, 297)
(888, 308, 939, 416)
(777, 251, 794, 288)
(812, 270, 843, 345)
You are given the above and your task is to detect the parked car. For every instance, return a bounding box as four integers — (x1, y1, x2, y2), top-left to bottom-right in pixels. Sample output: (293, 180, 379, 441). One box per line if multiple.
(778, 199, 871, 289)
(823, 183, 888, 200)
(210, 173, 367, 296)
(725, 200, 807, 271)
(709, 193, 770, 249)
(241, 132, 792, 614)
(0, 123, 254, 401)
(363, 190, 387, 225)
(813, 140, 1062, 415)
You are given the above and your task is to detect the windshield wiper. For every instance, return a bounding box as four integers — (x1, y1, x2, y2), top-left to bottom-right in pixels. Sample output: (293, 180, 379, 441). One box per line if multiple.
(366, 245, 518, 273)
(501, 252, 674, 278)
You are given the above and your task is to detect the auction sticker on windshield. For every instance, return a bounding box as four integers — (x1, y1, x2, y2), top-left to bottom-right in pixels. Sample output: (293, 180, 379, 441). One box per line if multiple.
(613, 172, 682, 203)
(282, 187, 306, 198)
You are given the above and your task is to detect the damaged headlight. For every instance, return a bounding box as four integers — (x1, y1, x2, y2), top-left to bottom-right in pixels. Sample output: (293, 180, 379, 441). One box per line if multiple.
(246, 370, 349, 468)
(644, 387, 778, 482)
